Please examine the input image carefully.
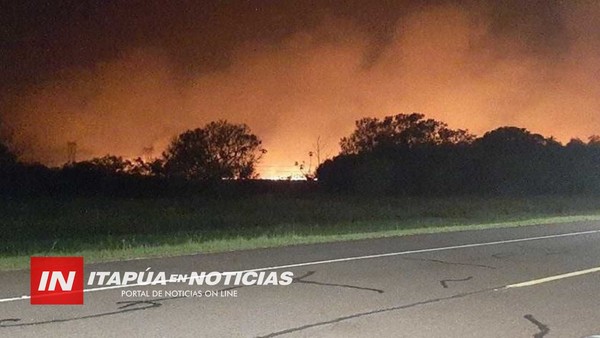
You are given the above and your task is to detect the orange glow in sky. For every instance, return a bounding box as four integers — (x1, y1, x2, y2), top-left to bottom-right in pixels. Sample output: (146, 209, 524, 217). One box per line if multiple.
(3, 3, 600, 179)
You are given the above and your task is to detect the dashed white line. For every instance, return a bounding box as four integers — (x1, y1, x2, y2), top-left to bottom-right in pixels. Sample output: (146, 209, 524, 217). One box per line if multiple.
(503, 266, 600, 289)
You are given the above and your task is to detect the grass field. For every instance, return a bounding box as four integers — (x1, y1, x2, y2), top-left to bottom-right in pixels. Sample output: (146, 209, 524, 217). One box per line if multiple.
(2, 194, 600, 270)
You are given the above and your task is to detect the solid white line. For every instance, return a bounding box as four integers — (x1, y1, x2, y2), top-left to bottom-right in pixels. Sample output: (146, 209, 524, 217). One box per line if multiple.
(503, 266, 600, 289)
(2, 228, 600, 304)
(231, 229, 600, 273)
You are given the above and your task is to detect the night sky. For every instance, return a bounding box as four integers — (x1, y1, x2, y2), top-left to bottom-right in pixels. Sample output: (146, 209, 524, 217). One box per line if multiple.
(2, 0, 599, 178)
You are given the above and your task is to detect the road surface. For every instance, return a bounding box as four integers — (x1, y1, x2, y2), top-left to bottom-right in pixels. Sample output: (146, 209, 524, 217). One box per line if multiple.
(2, 221, 600, 337)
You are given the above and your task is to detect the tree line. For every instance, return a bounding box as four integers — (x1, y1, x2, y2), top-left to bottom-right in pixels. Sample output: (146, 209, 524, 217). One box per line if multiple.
(0, 120, 269, 196)
(318, 113, 600, 195)
(1, 114, 600, 196)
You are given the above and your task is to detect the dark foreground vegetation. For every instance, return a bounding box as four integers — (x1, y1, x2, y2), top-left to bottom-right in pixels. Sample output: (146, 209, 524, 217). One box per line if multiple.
(3, 194, 600, 260)
(2, 114, 600, 197)
(318, 114, 600, 195)
(2, 114, 600, 267)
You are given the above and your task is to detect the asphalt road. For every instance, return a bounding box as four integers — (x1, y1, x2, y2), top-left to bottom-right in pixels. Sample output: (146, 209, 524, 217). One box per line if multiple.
(3, 221, 600, 337)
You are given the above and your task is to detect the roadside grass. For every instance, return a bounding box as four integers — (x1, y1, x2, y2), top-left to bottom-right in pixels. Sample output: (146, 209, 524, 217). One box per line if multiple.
(2, 195, 600, 271)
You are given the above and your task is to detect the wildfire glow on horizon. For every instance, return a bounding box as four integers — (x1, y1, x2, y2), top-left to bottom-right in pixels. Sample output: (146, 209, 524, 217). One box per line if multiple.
(2, 1, 600, 179)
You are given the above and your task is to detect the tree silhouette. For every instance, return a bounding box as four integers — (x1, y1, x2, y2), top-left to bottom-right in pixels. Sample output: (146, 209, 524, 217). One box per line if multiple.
(476, 127, 559, 152)
(340, 113, 474, 154)
(163, 120, 266, 180)
(566, 138, 586, 148)
(588, 135, 600, 147)
(317, 113, 600, 195)
(67, 155, 156, 175)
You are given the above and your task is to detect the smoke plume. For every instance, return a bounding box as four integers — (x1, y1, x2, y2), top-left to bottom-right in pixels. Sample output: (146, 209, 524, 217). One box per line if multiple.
(2, 1, 600, 178)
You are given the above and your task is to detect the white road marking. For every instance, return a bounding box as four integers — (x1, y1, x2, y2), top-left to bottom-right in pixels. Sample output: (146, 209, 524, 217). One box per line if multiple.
(2, 228, 600, 304)
(502, 266, 600, 289)
(0, 295, 30, 303)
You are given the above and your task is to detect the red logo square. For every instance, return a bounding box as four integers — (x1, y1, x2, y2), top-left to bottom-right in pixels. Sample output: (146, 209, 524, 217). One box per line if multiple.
(30, 257, 84, 305)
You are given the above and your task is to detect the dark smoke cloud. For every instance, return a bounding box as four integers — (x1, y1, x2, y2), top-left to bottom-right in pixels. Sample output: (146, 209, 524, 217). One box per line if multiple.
(1, 0, 599, 177)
